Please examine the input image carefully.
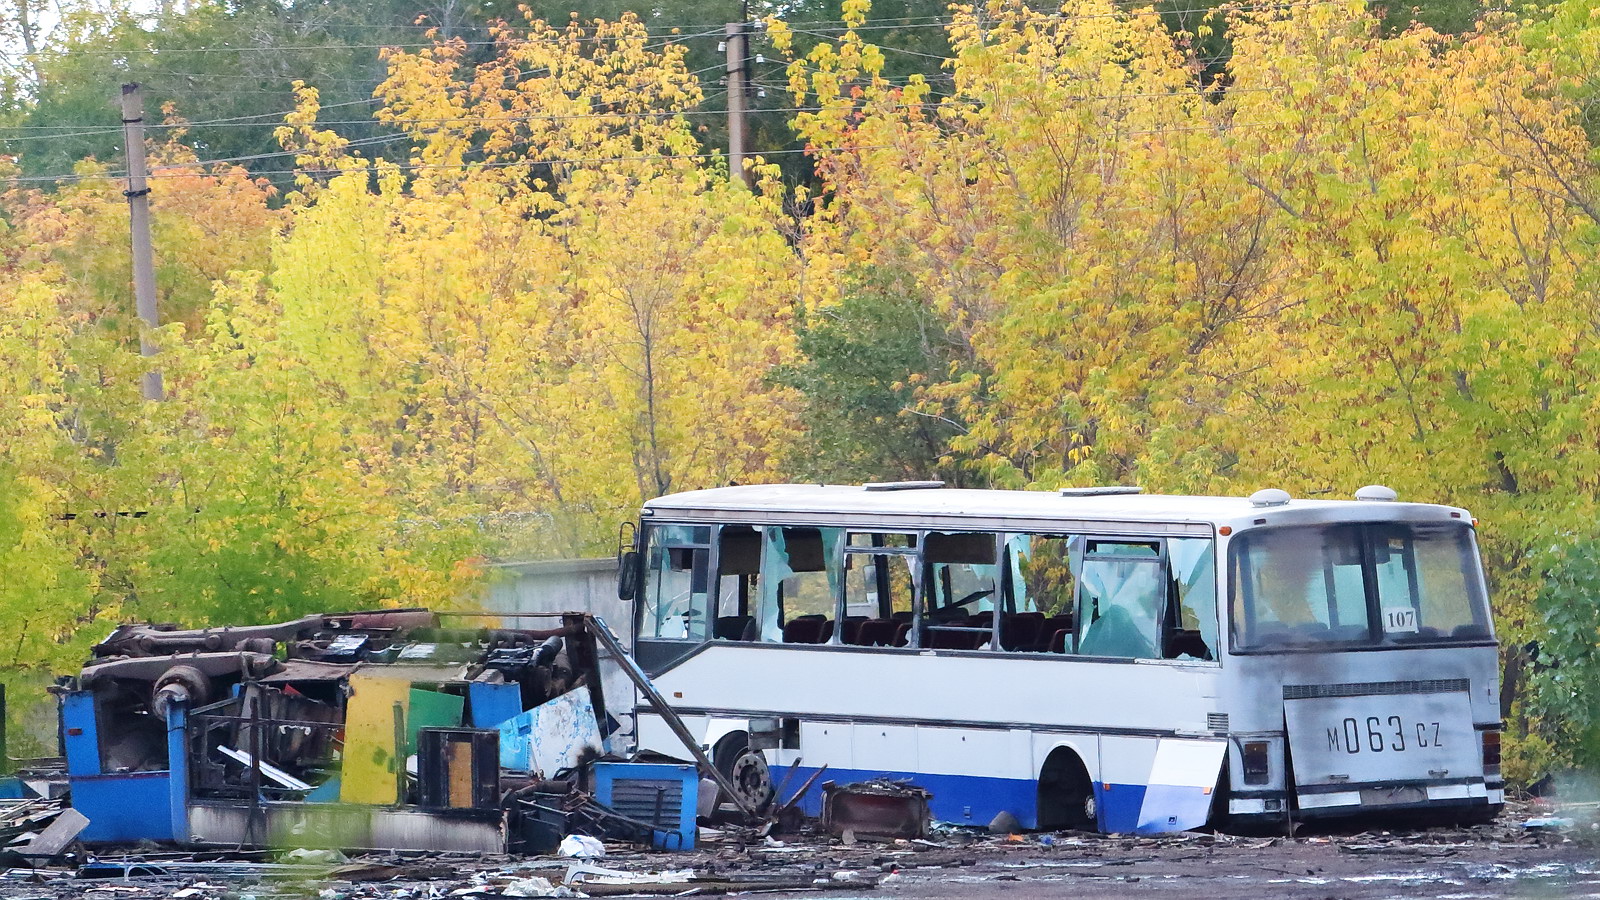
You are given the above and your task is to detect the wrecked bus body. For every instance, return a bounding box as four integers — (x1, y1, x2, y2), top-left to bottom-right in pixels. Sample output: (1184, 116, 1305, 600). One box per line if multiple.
(621, 483, 1502, 834)
(56, 610, 648, 851)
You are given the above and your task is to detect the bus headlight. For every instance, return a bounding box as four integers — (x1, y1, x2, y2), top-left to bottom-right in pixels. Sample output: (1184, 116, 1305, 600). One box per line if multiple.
(1243, 741, 1271, 785)
(1482, 730, 1501, 778)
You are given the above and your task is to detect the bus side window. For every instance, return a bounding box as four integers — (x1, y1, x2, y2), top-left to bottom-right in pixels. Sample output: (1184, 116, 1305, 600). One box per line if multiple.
(921, 532, 999, 650)
(1167, 537, 1217, 660)
(642, 524, 712, 641)
(1076, 540, 1164, 659)
(714, 526, 762, 641)
(758, 526, 845, 644)
(1008, 534, 1081, 653)
(841, 549, 915, 646)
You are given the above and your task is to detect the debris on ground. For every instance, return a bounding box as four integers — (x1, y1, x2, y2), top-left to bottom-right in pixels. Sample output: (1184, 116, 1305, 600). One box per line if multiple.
(0, 798, 1590, 900)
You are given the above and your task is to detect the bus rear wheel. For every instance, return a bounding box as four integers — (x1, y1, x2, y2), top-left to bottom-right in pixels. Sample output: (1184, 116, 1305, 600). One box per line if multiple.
(1038, 747, 1097, 832)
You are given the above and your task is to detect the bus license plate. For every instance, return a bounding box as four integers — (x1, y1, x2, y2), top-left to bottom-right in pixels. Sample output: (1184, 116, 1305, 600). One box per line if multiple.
(1326, 714, 1448, 755)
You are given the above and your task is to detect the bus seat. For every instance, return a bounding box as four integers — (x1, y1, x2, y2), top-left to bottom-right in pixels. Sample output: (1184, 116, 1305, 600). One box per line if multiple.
(715, 615, 757, 642)
(1036, 615, 1073, 651)
(783, 616, 830, 644)
(891, 622, 912, 646)
(840, 617, 870, 645)
(857, 618, 897, 646)
(1048, 628, 1072, 653)
(1002, 612, 1045, 651)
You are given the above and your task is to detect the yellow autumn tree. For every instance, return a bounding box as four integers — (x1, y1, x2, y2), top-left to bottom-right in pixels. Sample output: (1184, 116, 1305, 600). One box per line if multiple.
(260, 12, 803, 556)
(784, 0, 1288, 491)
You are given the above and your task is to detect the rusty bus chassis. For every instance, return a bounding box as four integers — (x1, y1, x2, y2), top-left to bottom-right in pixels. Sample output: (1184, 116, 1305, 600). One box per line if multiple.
(48, 610, 752, 854)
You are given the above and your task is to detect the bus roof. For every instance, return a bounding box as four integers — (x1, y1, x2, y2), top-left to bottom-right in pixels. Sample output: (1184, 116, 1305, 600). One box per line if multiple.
(640, 484, 1472, 534)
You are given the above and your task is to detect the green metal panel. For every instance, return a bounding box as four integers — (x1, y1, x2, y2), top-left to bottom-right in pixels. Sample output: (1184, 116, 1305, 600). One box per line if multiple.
(406, 688, 464, 756)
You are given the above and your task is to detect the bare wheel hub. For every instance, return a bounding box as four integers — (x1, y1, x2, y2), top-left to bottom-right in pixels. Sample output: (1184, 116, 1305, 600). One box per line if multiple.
(726, 749, 774, 812)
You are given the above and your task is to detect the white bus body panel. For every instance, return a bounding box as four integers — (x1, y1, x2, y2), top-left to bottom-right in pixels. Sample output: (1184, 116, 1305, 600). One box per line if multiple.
(635, 643, 1224, 832)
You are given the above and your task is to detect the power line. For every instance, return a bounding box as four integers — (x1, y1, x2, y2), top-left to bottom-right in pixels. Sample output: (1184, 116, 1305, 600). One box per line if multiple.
(20, 24, 730, 58)
(0, 78, 1299, 147)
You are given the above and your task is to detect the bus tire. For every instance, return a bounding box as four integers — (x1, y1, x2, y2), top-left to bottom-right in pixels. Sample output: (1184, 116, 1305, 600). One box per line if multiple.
(713, 732, 774, 814)
(1037, 747, 1097, 832)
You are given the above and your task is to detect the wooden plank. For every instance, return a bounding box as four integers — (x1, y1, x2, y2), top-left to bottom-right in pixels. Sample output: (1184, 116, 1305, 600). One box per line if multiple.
(446, 741, 473, 808)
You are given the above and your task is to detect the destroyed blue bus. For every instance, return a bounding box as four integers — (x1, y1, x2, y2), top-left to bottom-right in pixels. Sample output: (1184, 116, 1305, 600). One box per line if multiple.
(623, 482, 1503, 834)
(52, 610, 704, 852)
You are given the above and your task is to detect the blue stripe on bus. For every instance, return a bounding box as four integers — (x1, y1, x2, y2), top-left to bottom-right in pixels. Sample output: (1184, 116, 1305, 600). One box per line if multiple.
(784, 766, 1150, 834)
(1096, 782, 1148, 834)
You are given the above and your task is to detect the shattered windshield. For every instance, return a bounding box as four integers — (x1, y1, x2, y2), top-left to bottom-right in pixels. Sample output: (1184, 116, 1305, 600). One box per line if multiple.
(1228, 521, 1491, 651)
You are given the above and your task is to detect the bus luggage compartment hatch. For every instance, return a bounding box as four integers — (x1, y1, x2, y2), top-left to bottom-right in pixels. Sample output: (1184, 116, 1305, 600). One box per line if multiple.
(1283, 689, 1481, 812)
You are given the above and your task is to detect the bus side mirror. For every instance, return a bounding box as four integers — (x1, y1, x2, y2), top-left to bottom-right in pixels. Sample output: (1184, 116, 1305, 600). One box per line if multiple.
(618, 549, 641, 602)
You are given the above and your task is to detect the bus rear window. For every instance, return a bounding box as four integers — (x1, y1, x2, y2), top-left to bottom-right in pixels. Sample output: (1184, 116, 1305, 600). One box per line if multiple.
(1229, 522, 1491, 651)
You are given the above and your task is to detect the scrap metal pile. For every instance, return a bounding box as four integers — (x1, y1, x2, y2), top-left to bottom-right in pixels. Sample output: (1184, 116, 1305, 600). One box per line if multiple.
(31, 609, 729, 857)
(0, 606, 959, 894)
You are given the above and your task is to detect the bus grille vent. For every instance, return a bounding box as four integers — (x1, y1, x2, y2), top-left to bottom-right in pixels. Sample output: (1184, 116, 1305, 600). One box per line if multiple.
(1206, 713, 1229, 733)
(1283, 678, 1470, 700)
(610, 778, 685, 828)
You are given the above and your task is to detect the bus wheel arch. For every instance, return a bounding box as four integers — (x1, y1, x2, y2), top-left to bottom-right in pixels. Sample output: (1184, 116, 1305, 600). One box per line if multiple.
(1037, 745, 1097, 832)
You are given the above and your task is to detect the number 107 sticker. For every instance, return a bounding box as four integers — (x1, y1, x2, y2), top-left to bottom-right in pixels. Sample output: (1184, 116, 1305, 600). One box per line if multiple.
(1382, 606, 1418, 633)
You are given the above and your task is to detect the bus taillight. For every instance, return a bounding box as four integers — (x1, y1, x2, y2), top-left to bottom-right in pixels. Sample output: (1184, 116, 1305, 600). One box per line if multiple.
(1482, 730, 1501, 777)
(1243, 741, 1271, 785)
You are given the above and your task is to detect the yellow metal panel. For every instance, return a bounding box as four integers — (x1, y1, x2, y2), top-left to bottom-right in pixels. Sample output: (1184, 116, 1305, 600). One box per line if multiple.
(340, 671, 413, 805)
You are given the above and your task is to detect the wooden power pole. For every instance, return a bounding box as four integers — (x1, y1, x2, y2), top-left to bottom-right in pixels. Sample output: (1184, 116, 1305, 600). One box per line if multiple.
(724, 22, 750, 187)
(121, 82, 163, 401)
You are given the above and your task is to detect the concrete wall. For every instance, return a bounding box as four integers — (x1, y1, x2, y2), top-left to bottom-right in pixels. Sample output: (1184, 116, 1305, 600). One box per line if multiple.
(483, 558, 630, 646)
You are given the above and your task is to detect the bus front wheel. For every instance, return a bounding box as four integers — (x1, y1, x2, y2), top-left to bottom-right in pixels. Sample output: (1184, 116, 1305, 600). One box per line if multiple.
(713, 733, 774, 815)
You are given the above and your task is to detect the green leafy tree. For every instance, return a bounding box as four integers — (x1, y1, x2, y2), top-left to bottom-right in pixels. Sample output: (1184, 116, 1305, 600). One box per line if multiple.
(777, 268, 972, 484)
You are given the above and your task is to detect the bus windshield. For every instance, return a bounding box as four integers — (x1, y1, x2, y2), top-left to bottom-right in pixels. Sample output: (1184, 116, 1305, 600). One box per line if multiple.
(1229, 521, 1491, 651)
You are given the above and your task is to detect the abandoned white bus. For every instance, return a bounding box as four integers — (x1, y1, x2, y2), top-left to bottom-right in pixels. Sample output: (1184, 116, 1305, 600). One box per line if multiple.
(622, 483, 1502, 833)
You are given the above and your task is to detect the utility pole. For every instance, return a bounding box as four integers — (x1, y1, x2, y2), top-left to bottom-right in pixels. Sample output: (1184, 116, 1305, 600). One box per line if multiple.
(724, 21, 750, 188)
(121, 82, 163, 401)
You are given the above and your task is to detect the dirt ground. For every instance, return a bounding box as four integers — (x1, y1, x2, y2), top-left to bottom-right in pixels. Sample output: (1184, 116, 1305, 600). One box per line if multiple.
(3, 803, 1597, 899)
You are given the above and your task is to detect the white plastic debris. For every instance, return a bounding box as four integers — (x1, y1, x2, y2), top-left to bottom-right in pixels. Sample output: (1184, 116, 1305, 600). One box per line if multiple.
(564, 862, 693, 886)
(281, 848, 349, 864)
(504, 876, 585, 897)
(557, 835, 607, 859)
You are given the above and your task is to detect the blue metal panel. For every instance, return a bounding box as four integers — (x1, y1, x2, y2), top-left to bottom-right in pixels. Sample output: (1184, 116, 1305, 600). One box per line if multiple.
(591, 762, 699, 850)
(61, 692, 101, 777)
(71, 773, 174, 843)
(62, 690, 177, 843)
(498, 708, 533, 770)
(469, 682, 523, 729)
